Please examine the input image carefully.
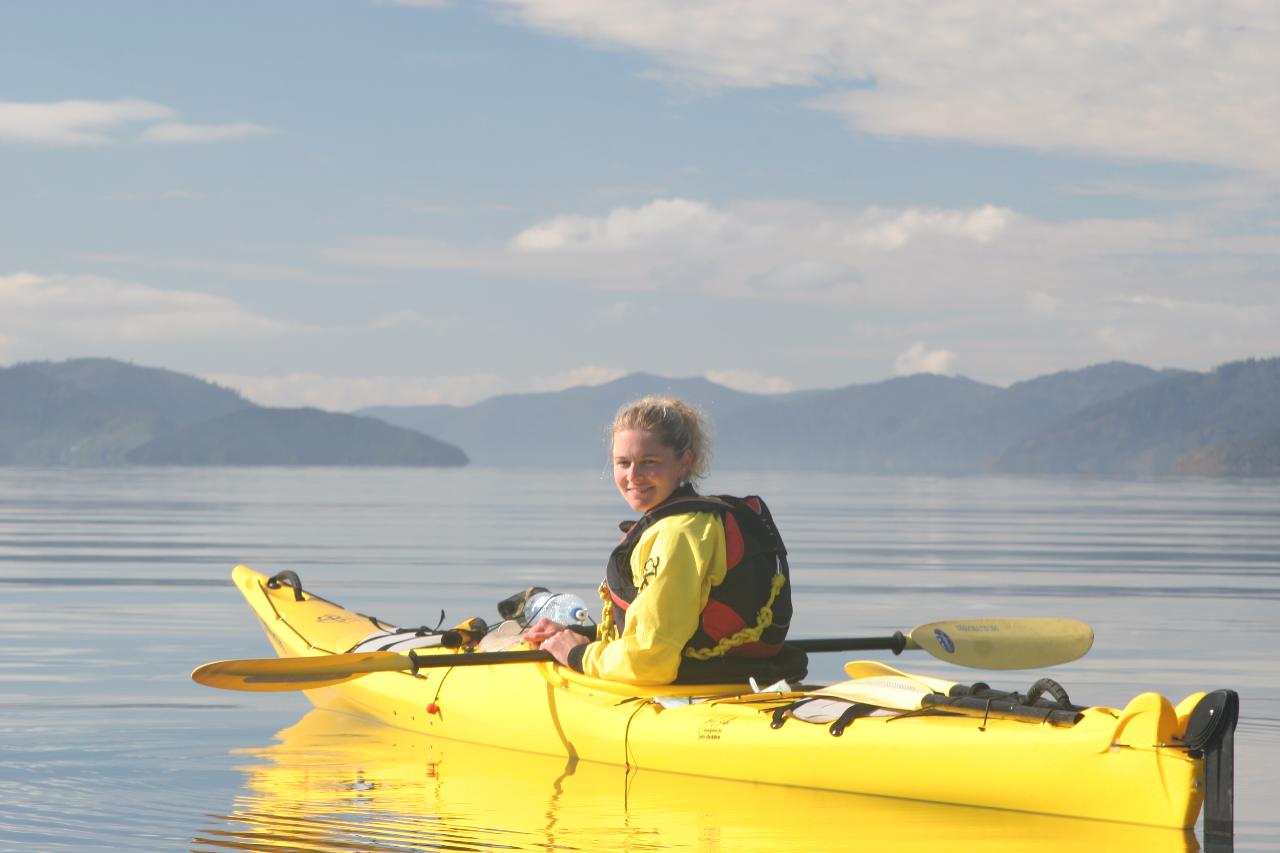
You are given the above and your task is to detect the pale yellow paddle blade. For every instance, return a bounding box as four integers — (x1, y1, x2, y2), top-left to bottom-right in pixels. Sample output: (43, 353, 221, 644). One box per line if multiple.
(841, 660, 958, 694)
(825, 662, 955, 711)
(823, 678, 930, 711)
(907, 618, 1094, 670)
(192, 651, 414, 692)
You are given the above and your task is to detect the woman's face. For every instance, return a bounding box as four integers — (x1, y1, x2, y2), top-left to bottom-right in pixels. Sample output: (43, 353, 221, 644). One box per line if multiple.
(612, 429, 694, 513)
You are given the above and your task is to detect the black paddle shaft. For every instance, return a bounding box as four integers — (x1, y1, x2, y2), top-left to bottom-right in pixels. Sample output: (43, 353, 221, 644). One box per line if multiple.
(788, 632, 907, 655)
(404, 634, 907, 671)
(407, 649, 554, 670)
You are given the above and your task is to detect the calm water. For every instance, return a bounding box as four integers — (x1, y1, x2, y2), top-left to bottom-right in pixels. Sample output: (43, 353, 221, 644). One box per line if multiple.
(1, 467, 1277, 851)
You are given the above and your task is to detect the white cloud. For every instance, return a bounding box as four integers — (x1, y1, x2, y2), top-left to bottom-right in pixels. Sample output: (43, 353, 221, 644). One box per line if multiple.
(0, 271, 283, 343)
(491, 1, 1280, 173)
(512, 198, 733, 251)
(848, 205, 1013, 250)
(1028, 291, 1059, 315)
(591, 300, 647, 324)
(1117, 294, 1190, 311)
(0, 99, 172, 144)
(203, 371, 506, 410)
(1047, 285, 1279, 374)
(141, 122, 277, 143)
(204, 365, 781, 411)
(705, 370, 794, 394)
(1109, 292, 1271, 324)
(510, 199, 1008, 260)
(746, 258, 853, 294)
(0, 99, 276, 146)
(340, 197, 1015, 282)
(326, 194, 1280, 380)
(83, 253, 359, 285)
(333, 198, 1017, 304)
(894, 343, 957, 376)
(528, 366, 627, 393)
(204, 366, 633, 410)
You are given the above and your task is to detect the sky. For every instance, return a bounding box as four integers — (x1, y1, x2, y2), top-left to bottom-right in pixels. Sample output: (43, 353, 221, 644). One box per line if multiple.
(2, 1, 1278, 409)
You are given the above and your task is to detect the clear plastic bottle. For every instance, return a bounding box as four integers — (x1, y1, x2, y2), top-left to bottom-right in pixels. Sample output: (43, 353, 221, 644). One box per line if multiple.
(522, 591, 591, 626)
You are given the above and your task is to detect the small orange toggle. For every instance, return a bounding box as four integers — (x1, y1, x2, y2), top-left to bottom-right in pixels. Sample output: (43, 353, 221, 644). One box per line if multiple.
(426, 702, 440, 715)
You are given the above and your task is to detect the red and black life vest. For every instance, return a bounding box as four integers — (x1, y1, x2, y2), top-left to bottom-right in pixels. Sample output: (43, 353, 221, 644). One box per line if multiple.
(604, 486, 792, 659)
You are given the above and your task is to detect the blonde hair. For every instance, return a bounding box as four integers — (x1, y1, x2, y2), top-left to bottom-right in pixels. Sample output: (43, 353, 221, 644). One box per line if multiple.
(610, 396, 713, 482)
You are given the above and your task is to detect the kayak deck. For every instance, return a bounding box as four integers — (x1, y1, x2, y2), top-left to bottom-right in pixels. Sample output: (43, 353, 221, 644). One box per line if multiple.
(227, 564, 1235, 830)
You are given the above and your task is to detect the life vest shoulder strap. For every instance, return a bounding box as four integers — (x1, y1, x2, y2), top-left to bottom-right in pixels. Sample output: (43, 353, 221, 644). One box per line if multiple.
(621, 494, 786, 574)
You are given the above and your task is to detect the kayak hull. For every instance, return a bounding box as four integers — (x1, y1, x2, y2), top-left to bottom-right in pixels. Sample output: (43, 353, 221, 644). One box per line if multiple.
(229, 565, 1213, 829)
(224, 708, 1200, 853)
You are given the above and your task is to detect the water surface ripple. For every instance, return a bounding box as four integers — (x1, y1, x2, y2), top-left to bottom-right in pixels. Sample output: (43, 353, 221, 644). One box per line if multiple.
(1, 467, 1276, 851)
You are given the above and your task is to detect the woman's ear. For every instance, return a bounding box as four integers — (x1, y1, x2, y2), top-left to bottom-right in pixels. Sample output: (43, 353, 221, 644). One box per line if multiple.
(678, 449, 694, 481)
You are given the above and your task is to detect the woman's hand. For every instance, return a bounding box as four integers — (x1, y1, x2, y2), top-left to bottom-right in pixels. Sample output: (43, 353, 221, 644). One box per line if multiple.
(523, 617, 567, 645)
(540, 626, 589, 666)
(524, 618, 589, 665)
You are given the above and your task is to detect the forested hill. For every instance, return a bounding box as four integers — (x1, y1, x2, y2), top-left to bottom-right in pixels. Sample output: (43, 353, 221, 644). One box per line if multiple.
(364, 360, 1205, 474)
(0, 359, 467, 467)
(713, 362, 1189, 475)
(1176, 429, 1280, 477)
(6, 356, 1277, 475)
(361, 372, 768, 470)
(991, 358, 1280, 476)
(0, 359, 252, 465)
(126, 408, 468, 467)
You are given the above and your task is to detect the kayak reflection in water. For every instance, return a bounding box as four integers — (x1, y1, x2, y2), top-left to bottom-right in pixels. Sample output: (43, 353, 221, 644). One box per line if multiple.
(525, 396, 802, 685)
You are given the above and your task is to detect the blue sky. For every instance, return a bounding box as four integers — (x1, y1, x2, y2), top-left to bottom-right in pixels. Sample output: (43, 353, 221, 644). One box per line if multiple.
(3, 1, 1277, 408)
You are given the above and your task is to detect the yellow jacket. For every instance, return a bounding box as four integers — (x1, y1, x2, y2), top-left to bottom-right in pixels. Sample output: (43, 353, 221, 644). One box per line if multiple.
(576, 511, 727, 684)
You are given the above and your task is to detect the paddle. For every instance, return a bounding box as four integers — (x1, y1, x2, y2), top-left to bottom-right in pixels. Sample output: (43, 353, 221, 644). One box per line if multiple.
(192, 617, 1093, 692)
(884, 616, 1093, 670)
(819, 664, 952, 711)
(826, 661, 1084, 726)
(193, 648, 552, 692)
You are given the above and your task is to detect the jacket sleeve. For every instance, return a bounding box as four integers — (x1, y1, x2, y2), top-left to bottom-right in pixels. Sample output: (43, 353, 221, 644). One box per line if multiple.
(576, 511, 726, 684)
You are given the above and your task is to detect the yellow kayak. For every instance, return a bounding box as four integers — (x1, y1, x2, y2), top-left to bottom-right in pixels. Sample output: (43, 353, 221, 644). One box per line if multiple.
(210, 706, 1202, 852)
(213, 565, 1236, 832)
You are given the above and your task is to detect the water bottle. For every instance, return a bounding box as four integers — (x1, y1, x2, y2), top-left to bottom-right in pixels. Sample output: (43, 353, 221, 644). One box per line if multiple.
(523, 591, 591, 626)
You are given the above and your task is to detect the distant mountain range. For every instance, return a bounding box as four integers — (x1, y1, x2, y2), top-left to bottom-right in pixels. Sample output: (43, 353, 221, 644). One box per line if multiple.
(3, 356, 1278, 475)
(363, 358, 1280, 477)
(994, 358, 1280, 476)
(0, 359, 467, 467)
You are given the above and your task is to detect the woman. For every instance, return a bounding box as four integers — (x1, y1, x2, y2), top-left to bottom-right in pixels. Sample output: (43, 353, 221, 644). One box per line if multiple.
(525, 396, 796, 685)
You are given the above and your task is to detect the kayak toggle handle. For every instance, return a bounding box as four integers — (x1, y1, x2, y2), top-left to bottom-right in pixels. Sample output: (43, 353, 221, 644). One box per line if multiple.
(266, 570, 304, 601)
(1024, 677, 1072, 707)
